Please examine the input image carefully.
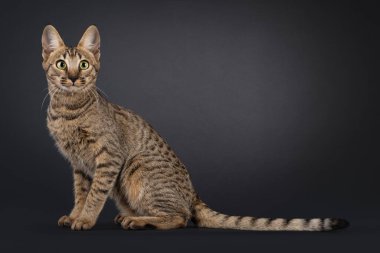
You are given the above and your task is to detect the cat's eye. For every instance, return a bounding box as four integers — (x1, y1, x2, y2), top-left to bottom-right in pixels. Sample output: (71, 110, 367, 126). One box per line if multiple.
(56, 60, 67, 70)
(79, 60, 89, 70)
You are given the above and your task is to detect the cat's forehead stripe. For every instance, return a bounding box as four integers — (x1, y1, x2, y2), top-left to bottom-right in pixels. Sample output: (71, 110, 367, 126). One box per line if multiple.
(64, 47, 79, 58)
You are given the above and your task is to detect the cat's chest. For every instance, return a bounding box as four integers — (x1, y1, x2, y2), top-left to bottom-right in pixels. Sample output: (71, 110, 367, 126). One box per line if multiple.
(48, 119, 96, 168)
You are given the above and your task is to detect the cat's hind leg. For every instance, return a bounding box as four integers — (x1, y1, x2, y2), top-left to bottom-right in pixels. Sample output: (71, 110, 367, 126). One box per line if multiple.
(120, 216, 187, 230)
(116, 153, 193, 230)
(113, 205, 136, 225)
(111, 179, 136, 224)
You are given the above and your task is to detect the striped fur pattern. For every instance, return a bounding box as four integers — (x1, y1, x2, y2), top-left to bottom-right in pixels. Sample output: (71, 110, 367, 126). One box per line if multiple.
(42, 25, 349, 231)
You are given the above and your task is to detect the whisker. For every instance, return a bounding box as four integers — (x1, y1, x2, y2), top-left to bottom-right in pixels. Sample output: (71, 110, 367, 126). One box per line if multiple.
(96, 87, 108, 98)
(41, 87, 57, 110)
(41, 92, 50, 110)
(89, 88, 99, 107)
(50, 87, 60, 102)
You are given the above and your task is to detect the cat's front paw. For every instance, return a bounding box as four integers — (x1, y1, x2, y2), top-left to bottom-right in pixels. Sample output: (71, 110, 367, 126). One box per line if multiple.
(71, 217, 95, 230)
(58, 215, 75, 227)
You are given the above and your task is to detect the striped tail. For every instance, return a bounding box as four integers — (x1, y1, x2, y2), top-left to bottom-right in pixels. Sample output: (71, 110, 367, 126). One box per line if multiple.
(192, 199, 349, 231)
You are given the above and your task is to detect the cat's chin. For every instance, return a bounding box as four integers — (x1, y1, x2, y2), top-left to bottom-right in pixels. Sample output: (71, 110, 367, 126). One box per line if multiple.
(53, 83, 91, 94)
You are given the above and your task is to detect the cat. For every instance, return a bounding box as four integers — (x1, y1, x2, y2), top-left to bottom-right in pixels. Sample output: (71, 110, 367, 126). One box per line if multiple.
(42, 25, 348, 231)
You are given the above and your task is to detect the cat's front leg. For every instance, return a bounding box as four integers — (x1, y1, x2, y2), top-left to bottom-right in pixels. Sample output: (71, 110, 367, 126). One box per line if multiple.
(71, 148, 124, 230)
(58, 168, 91, 227)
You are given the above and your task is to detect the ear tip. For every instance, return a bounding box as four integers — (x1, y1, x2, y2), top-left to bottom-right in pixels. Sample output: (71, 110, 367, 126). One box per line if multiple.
(88, 25, 100, 33)
(43, 24, 56, 32)
(42, 25, 60, 39)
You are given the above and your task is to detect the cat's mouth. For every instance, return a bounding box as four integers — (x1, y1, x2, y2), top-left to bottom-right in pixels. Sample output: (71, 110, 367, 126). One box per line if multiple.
(60, 83, 81, 91)
(53, 82, 88, 93)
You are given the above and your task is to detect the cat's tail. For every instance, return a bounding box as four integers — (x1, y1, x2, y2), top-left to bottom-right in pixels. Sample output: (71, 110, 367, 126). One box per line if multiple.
(191, 198, 349, 231)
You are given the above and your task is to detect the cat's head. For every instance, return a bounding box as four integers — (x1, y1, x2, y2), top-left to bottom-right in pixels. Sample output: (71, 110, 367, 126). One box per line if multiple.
(41, 25, 100, 93)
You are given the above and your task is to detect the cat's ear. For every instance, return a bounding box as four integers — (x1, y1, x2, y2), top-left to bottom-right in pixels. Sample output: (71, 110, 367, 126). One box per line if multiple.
(78, 25, 100, 60)
(41, 25, 65, 61)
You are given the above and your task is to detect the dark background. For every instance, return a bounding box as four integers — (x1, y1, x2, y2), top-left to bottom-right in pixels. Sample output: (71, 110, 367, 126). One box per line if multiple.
(0, 0, 379, 252)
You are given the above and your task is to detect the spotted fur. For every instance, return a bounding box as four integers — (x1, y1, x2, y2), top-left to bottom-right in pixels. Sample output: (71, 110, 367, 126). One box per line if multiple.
(42, 25, 349, 231)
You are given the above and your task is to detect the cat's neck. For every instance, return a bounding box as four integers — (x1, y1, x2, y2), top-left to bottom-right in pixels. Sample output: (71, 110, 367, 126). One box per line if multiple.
(48, 85, 99, 109)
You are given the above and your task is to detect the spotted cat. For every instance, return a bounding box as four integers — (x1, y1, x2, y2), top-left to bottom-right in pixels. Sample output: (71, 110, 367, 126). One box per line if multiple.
(42, 25, 348, 231)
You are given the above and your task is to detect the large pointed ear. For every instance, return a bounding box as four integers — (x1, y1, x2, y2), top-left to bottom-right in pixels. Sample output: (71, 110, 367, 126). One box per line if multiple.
(77, 25, 100, 60)
(41, 25, 65, 61)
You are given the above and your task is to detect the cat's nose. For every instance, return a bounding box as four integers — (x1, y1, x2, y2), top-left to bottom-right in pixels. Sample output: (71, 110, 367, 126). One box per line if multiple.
(69, 77, 78, 84)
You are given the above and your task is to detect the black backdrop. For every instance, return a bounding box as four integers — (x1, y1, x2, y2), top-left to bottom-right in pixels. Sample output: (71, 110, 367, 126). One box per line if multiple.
(0, 0, 379, 252)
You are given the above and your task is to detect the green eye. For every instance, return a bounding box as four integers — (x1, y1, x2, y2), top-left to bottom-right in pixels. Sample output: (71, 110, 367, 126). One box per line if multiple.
(56, 60, 66, 70)
(79, 60, 89, 70)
